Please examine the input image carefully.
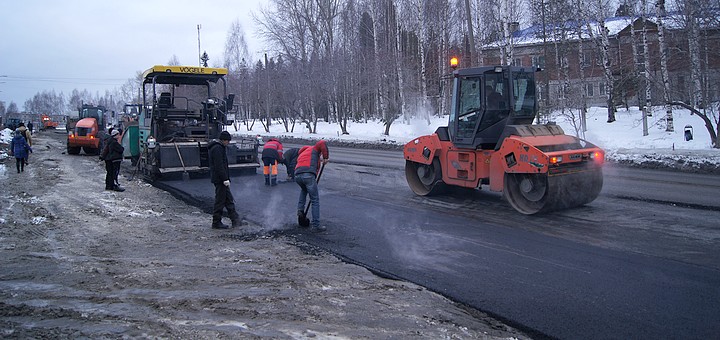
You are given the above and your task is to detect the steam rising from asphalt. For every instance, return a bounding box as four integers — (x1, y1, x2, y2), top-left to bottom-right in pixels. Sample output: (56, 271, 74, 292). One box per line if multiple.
(233, 176, 296, 232)
(374, 213, 460, 276)
(261, 189, 285, 230)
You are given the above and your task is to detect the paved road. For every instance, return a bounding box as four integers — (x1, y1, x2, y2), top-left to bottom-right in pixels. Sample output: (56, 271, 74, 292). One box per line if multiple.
(155, 149, 720, 339)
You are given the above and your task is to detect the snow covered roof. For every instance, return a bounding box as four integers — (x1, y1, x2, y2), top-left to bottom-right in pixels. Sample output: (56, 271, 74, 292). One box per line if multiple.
(484, 12, 718, 49)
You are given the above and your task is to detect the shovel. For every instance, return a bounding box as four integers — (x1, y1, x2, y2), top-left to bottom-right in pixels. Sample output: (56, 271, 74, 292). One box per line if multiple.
(298, 162, 325, 227)
(174, 142, 190, 181)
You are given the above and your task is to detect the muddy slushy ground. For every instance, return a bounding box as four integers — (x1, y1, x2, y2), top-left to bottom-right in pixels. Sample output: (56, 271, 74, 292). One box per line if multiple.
(0, 130, 529, 339)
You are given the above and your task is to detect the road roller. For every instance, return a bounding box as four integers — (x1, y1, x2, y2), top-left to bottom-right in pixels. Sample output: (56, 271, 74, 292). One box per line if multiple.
(403, 64, 604, 214)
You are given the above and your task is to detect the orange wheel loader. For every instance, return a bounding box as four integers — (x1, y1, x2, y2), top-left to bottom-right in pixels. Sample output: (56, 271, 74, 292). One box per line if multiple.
(67, 104, 108, 155)
(403, 65, 604, 214)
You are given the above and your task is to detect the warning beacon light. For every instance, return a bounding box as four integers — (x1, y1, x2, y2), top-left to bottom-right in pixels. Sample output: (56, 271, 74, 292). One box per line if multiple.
(450, 57, 459, 69)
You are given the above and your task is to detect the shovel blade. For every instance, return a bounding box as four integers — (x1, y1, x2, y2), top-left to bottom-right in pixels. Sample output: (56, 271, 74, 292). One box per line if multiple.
(298, 213, 310, 227)
(182, 172, 190, 181)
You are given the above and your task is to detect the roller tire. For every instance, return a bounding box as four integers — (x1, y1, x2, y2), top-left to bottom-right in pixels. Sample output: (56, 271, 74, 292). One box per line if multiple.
(504, 169, 604, 214)
(405, 159, 445, 196)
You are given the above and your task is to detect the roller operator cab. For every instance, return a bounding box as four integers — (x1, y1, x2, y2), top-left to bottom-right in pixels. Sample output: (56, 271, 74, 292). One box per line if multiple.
(403, 65, 605, 214)
(137, 65, 259, 180)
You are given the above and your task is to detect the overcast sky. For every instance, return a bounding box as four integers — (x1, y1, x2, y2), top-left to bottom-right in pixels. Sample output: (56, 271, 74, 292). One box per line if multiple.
(0, 0, 266, 109)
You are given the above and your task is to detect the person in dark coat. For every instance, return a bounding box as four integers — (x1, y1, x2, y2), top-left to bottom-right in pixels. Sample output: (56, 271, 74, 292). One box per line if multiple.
(282, 147, 299, 182)
(103, 129, 125, 191)
(9, 129, 32, 173)
(101, 127, 122, 188)
(17, 122, 32, 165)
(261, 137, 284, 186)
(208, 131, 241, 229)
(295, 140, 329, 231)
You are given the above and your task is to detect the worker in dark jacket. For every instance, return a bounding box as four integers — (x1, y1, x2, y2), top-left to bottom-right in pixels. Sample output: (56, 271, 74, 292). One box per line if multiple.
(100, 127, 120, 187)
(261, 137, 283, 186)
(208, 131, 241, 229)
(282, 147, 299, 182)
(103, 129, 125, 192)
(295, 140, 329, 231)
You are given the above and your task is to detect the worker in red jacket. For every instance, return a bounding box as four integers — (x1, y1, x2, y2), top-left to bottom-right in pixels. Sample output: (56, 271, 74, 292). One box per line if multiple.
(294, 140, 329, 231)
(261, 137, 284, 186)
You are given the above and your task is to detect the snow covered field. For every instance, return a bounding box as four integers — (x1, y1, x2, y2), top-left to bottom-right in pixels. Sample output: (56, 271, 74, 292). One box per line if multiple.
(237, 106, 720, 171)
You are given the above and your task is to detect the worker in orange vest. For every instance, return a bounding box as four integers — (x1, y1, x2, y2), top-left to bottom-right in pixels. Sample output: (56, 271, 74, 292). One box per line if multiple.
(261, 138, 283, 186)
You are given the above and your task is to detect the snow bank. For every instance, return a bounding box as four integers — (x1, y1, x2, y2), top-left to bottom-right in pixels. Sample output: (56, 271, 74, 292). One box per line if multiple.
(230, 106, 719, 171)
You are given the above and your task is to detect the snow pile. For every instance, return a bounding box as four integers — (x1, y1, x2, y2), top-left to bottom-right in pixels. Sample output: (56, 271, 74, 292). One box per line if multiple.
(0, 128, 14, 161)
(1, 128, 14, 144)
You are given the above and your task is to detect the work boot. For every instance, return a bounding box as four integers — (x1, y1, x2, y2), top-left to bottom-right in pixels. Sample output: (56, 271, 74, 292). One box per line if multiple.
(264, 176, 270, 186)
(271, 178, 277, 186)
(231, 218, 243, 228)
(113, 185, 125, 192)
(311, 225, 327, 232)
(212, 221, 230, 229)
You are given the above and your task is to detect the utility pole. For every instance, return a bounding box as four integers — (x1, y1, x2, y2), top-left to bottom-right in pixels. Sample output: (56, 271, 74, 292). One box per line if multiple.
(197, 24, 202, 67)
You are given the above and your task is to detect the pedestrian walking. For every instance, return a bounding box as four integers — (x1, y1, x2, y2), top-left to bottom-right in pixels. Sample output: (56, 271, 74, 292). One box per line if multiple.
(208, 131, 242, 229)
(17, 122, 32, 165)
(295, 140, 329, 231)
(261, 137, 283, 186)
(27, 122, 34, 134)
(9, 129, 32, 173)
(103, 129, 125, 192)
(282, 147, 299, 182)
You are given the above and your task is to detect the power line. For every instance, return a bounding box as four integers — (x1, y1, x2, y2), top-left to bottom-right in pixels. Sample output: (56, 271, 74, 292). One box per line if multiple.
(0, 75, 126, 85)
(1, 75, 126, 81)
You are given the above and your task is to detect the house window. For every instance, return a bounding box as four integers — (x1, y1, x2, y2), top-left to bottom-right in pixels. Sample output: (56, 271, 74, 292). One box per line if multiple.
(596, 53, 604, 66)
(585, 83, 594, 97)
(553, 84, 568, 100)
(513, 58, 523, 67)
(599, 82, 607, 96)
(581, 52, 592, 68)
(532, 55, 546, 69)
(557, 55, 568, 68)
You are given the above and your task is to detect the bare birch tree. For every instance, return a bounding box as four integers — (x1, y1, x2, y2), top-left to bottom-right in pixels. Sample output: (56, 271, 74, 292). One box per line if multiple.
(640, 2, 652, 121)
(655, 0, 673, 132)
(580, 0, 617, 123)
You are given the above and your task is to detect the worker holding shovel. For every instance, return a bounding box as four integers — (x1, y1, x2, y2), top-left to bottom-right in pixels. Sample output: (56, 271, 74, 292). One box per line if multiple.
(295, 140, 329, 232)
